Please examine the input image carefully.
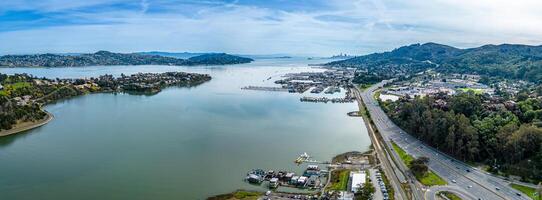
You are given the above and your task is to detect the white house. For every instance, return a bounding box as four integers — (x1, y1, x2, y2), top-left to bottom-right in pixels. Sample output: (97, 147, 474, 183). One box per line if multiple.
(349, 171, 366, 193)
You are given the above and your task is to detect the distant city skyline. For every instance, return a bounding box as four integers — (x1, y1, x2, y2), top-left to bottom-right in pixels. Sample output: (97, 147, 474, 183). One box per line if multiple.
(1, 0, 541, 56)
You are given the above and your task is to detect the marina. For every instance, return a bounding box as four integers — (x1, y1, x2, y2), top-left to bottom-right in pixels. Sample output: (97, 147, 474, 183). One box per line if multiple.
(241, 86, 289, 92)
(245, 164, 328, 190)
(0, 59, 370, 200)
(300, 96, 354, 103)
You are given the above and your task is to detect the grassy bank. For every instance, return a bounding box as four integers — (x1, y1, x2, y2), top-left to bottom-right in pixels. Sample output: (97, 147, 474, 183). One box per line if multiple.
(391, 142, 414, 164)
(439, 191, 462, 200)
(416, 171, 446, 186)
(327, 169, 350, 191)
(359, 84, 372, 91)
(391, 142, 446, 186)
(510, 183, 540, 200)
(207, 190, 262, 200)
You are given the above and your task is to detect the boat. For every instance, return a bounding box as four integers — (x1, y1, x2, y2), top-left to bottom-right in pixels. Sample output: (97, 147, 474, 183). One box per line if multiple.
(294, 152, 310, 165)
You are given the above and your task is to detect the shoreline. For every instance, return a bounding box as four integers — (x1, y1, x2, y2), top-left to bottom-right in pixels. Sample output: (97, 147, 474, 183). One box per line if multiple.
(0, 111, 54, 137)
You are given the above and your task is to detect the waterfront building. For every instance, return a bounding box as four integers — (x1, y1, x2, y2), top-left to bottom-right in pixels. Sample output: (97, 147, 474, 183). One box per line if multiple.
(349, 171, 366, 193)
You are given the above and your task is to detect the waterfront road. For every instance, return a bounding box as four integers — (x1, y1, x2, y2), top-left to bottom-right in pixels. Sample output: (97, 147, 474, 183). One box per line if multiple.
(353, 87, 428, 200)
(361, 81, 530, 200)
(353, 88, 407, 200)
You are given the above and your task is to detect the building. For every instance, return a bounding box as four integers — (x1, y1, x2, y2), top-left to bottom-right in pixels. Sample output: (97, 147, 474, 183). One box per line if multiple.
(307, 175, 320, 187)
(349, 171, 366, 193)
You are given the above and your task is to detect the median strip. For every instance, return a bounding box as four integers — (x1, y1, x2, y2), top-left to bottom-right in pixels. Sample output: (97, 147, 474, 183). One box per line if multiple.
(510, 183, 540, 200)
(391, 141, 447, 186)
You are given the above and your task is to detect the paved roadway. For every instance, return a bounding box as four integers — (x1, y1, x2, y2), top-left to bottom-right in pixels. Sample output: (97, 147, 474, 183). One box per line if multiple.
(353, 87, 425, 200)
(425, 186, 478, 200)
(360, 81, 531, 200)
(354, 88, 407, 200)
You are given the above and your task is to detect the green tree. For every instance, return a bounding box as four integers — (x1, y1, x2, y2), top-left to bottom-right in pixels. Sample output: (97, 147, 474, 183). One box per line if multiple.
(410, 157, 430, 176)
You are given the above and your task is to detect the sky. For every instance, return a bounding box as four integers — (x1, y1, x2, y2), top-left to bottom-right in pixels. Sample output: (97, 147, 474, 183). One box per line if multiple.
(0, 0, 541, 56)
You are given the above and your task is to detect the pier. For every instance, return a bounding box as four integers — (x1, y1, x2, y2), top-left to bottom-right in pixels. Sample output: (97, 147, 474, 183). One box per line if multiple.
(241, 86, 288, 92)
(300, 96, 354, 103)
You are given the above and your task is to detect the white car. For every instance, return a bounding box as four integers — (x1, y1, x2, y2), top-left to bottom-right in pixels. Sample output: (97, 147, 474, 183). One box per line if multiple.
(452, 179, 456, 183)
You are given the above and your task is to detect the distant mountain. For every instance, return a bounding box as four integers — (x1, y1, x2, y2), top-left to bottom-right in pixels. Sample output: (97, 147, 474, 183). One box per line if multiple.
(326, 43, 542, 82)
(187, 53, 254, 65)
(0, 51, 253, 67)
(137, 51, 208, 59)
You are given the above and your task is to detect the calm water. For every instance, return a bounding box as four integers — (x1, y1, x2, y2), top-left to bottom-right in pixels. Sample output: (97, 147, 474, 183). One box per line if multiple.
(0, 59, 370, 200)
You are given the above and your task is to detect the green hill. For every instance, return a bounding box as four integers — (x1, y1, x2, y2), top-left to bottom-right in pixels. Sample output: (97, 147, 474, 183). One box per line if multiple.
(326, 43, 542, 82)
(0, 51, 253, 67)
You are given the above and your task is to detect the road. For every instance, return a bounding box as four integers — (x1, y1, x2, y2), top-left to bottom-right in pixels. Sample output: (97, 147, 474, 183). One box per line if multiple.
(425, 186, 477, 200)
(353, 87, 408, 200)
(360, 81, 531, 200)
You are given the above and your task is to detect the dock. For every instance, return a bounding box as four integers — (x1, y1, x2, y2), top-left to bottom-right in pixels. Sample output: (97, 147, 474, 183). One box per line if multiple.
(300, 97, 354, 103)
(241, 86, 288, 92)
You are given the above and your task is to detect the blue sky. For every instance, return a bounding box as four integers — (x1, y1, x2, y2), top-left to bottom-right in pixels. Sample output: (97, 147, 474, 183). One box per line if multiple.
(0, 0, 541, 55)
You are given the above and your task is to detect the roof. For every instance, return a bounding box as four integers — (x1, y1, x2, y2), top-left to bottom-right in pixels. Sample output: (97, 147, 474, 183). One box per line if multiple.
(350, 172, 366, 192)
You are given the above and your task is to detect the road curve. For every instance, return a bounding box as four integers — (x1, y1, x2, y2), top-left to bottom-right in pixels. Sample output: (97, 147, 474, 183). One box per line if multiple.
(425, 185, 477, 200)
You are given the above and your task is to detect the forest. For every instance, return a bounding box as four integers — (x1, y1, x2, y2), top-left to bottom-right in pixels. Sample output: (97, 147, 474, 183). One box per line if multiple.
(380, 91, 542, 182)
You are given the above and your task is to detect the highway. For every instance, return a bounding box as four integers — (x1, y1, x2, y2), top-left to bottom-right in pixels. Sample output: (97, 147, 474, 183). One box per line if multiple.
(359, 81, 531, 200)
(425, 186, 477, 200)
(353, 87, 409, 200)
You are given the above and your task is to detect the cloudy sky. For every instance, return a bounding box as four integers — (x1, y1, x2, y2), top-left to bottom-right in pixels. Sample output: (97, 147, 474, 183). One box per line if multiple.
(0, 0, 541, 56)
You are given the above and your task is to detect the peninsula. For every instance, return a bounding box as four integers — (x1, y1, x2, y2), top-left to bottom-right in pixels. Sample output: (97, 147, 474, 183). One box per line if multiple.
(0, 72, 211, 136)
(0, 51, 253, 67)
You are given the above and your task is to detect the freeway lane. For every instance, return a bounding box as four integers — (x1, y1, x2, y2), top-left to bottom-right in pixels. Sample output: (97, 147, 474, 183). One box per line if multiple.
(353, 87, 407, 200)
(361, 81, 530, 200)
(353, 87, 425, 200)
(425, 186, 478, 200)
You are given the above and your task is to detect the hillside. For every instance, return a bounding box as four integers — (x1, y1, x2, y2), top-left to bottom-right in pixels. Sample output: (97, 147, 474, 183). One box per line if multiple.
(326, 43, 542, 82)
(187, 53, 254, 65)
(0, 51, 253, 67)
(137, 51, 207, 59)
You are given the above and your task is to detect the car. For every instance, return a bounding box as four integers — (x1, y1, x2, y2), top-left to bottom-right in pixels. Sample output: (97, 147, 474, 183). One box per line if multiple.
(516, 193, 521, 196)
(466, 169, 471, 172)
(495, 187, 500, 191)
(468, 185, 472, 188)
(452, 179, 456, 183)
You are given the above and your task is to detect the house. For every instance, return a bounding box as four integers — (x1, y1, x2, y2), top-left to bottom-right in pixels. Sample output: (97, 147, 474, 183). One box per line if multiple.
(306, 175, 320, 187)
(246, 174, 262, 184)
(297, 176, 308, 187)
(269, 178, 279, 188)
(349, 171, 366, 193)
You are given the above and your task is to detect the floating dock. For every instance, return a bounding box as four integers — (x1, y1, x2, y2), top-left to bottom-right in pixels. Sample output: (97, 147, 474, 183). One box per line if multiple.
(300, 97, 354, 103)
(241, 86, 288, 92)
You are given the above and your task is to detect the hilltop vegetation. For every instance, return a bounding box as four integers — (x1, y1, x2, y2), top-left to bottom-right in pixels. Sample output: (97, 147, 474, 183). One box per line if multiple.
(0, 51, 253, 67)
(0, 72, 211, 132)
(188, 53, 254, 65)
(327, 43, 542, 83)
(381, 91, 542, 182)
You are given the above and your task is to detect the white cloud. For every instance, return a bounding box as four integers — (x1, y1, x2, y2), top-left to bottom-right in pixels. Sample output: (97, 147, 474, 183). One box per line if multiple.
(0, 0, 541, 55)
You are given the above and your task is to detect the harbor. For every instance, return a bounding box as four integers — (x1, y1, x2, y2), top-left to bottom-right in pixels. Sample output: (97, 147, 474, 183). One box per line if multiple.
(245, 164, 328, 190)
(242, 68, 358, 105)
(239, 151, 377, 199)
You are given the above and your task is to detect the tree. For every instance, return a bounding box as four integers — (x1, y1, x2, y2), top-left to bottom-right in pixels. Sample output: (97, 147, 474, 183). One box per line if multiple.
(355, 180, 375, 200)
(410, 157, 430, 176)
